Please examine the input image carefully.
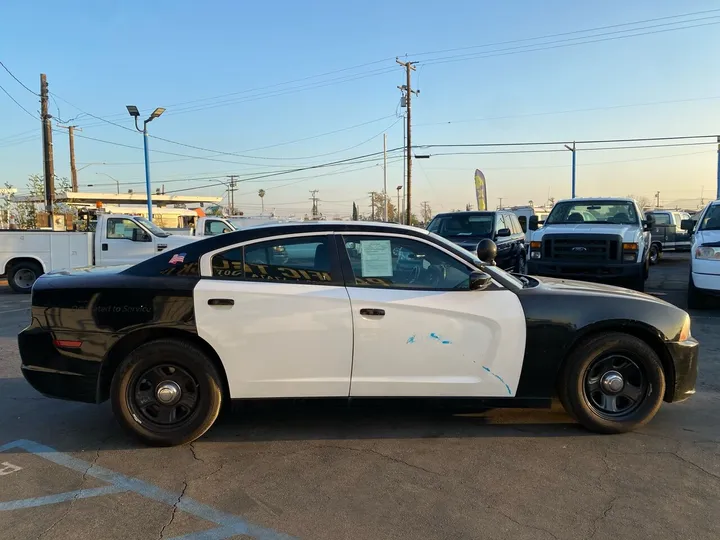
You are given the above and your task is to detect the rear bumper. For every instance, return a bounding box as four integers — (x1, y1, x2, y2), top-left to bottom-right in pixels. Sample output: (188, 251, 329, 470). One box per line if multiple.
(18, 324, 101, 403)
(665, 338, 699, 403)
(527, 260, 643, 282)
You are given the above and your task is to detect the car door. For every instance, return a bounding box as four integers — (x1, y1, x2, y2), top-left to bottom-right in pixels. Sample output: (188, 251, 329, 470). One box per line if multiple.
(194, 232, 354, 398)
(337, 233, 527, 398)
(98, 217, 155, 266)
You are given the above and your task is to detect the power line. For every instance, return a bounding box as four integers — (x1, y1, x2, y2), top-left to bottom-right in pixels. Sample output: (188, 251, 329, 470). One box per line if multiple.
(419, 18, 720, 67)
(410, 8, 720, 58)
(417, 134, 717, 149)
(0, 83, 38, 119)
(0, 60, 38, 95)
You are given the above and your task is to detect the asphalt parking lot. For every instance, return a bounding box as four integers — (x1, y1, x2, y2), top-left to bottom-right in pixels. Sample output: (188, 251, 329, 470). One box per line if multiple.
(1, 255, 719, 540)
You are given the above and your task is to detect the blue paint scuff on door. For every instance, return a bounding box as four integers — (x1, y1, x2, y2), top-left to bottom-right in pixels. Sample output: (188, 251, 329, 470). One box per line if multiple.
(406, 335, 416, 344)
(429, 332, 452, 344)
(482, 366, 512, 395)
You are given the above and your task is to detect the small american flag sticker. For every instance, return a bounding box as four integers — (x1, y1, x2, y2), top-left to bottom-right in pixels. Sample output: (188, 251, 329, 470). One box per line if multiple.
(169, 253, 186, 265)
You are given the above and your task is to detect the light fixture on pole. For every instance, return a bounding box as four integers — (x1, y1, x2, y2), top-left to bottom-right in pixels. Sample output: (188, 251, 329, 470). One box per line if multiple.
(94, 172, 121, 195)
(127, 105, 166, 221)
(396, 185, 402, 224)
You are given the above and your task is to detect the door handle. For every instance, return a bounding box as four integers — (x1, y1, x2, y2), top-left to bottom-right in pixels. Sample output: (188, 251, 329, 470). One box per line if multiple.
(101, 243, 108, 251)
(360, 308, 385, 317)
(208, 298, 234, 306)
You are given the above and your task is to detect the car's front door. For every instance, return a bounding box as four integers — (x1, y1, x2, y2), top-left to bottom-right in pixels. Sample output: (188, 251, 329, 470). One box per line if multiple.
(99, 217, 155, 266)
(194, 233, 354, 398)
(337, 233, 527, 398)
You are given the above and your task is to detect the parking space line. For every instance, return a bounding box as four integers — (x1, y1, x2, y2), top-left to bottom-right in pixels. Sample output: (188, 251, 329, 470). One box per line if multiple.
(0, 485, 126, 511)
(0, 440, 294, 540)
(0, 307, 30, 315)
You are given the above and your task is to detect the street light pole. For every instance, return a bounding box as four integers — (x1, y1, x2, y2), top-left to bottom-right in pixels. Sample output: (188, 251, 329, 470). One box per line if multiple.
(716, 135, 720, 200)
(95, 173, 120, 194)
(565, 142, 576, 198)
(396, 185, 402, 223)
(383, 133, 388, 222)
(127, 105, 166, 222)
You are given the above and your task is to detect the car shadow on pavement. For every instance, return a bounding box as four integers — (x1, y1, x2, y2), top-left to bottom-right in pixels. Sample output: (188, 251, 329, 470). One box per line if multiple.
(1, 377, 590, 453)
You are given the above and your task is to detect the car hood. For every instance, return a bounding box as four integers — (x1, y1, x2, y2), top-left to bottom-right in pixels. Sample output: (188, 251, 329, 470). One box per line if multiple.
(537, 224, 637, 236)
(443, 234, 492, 247)
(43, 265, 131, 278)
(695, 229, 720, 246)
(532, 275, 668, 304)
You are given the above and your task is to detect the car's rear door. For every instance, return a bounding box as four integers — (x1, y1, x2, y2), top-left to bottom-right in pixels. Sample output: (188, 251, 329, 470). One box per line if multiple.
(337, 232, 526, 398)
(195, 232, 354, 398)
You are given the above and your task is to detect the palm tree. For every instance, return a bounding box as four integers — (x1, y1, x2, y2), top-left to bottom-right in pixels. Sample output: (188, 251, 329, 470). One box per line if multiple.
(258, 189, 266, 214)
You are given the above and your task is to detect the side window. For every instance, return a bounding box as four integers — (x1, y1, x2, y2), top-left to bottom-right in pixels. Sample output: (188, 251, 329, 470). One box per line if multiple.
(653, 213, 671, 225)
(672, 213, 684, 227)
(341, 235, 473, 290)
(517, 215, 528, 233)
(509, 215, 522, 235)
(107, 218, 142, 240)
(205, 220, 229, 236)
(211, 236, 337, 283)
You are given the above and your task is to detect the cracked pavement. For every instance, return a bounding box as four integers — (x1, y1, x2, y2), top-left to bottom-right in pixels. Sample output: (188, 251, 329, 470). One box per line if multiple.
(0, 256, 719, 539)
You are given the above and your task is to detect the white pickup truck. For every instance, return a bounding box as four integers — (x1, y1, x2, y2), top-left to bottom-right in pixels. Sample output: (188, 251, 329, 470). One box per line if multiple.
(1, 214, 199, 293)
(527, 197, 653, 291)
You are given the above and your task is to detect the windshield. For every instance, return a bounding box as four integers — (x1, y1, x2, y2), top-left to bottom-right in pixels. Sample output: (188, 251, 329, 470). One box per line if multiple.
(135, 217, 170, 237)
(427, 232, 524, 290)
(699, 205, 720, 231)
(427, 214, 494, 237)
(546, 201, 639, 225)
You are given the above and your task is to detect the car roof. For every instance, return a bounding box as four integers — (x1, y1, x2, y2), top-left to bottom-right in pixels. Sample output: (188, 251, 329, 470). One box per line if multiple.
(555, 197, 635, 203)
(432, 211, 497, 218)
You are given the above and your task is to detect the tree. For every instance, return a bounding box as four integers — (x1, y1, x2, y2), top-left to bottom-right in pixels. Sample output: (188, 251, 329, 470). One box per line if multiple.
(420, 202, 432, 224)
(369, 192, 396, 222)
(628, 194, 653, 210)
(258, 189, 266, 213)
(352, 202, 359, 221)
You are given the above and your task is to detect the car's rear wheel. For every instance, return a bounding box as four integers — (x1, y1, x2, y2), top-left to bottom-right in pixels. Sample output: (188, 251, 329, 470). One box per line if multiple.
(558, 333, 665, 433)
(111, 339, 223, 446)
(649, 244, 660, 265)
(8, 261, 43, 293)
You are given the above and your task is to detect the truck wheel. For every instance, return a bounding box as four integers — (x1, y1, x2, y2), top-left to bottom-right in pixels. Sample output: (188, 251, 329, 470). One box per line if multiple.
(8, 261, 43, 294)
(649, 244, 660, 265)
(111, 339, 223, 446)
(688, 273, 708, 310)
(557, 333, 665, 434)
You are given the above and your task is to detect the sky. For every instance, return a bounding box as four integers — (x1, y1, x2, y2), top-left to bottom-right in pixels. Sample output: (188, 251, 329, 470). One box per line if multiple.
(1, 0, 719, 218)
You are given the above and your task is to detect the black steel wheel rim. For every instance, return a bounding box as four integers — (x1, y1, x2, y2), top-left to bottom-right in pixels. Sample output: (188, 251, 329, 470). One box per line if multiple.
(129, 364, 200, 429)
(650, 246, 659, 263)
(583, 354, 647, 418)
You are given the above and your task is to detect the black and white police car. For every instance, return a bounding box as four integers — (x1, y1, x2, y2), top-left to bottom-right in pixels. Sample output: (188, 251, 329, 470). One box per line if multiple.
(19, 222, 698, 446)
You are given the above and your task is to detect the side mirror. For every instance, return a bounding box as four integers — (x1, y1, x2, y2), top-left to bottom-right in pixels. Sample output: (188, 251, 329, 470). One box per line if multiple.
(644, 214, 655, 231)
(529, 215, 539, 231)
(469, 270, 492, 291)
(496, 228, 511, 238)
(476, 238, 497, 265)
(131, 228, 150, 242)
(681, 219, 696, 232)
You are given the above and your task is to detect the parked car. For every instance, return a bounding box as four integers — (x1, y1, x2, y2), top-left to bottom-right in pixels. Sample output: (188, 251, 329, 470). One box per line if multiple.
(527, 198, 653, 291)
(682, 200, 720, 308)
(19, 221, 697, 446)
(0, 213, 198, 293)
(645, 210, 692, 264)
(427, 210, 526, 272)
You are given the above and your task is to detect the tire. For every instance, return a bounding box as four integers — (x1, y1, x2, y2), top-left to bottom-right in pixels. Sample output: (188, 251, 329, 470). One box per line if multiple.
(8, 261, 43, 294)
(557, 332, 665, 434)
(687, 273, 708, 310)
(649, 244, 660, 265)
(514, 251, 527, 274)
(111, 339, 223, 446)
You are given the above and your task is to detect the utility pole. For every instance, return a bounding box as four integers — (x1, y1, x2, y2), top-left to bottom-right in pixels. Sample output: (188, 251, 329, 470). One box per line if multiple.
(498, 197, 504, 209)
(716, 136, 720, 200)
(420, 201, 432, 224)
(310, 189, 320, 219)
(564, 142, 576, 198)
(397, 58, 418, 226)
(40, 74, 55, 227)
(369, 191, 377, 221)
(383, 133, 388, 221)
(58, 125, 81, 192)
(655, 191, 661, 208)
(396, 185, 402, 223)
(226, 175, 238, 215)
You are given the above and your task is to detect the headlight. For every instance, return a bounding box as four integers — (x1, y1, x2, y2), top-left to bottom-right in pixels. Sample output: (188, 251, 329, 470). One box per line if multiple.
(695, 245, 720, 260)
(679, 316, 692, 341)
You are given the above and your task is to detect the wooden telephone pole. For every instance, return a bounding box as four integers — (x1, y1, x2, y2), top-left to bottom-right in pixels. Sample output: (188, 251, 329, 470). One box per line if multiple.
(40, 74, 55, 226)
(397, 59, 417, 226)
(58, 125, 81, 192)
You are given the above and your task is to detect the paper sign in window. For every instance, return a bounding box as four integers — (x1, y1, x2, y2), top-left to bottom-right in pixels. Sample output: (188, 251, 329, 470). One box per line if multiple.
(360, 240, 393, 277)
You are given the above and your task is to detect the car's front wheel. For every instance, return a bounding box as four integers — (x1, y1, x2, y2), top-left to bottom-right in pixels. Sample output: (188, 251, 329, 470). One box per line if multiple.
(649, 244, 660, 265)
(111, 339, 223, 446)
(558, 333, 665, 434)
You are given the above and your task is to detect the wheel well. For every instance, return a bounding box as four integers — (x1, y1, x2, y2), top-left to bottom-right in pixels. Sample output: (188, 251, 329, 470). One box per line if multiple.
(558, 324, 676, 402)
(96, 328, 231, 404)
(4, 257, 45, 275)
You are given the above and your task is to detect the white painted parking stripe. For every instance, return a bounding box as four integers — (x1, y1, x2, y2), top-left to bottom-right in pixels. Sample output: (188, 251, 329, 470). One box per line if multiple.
(0, 307, 30, 314)
(0, 486, 126, 510)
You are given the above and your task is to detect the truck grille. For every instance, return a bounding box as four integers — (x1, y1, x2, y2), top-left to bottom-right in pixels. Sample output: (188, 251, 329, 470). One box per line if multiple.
(542, 234, 621, 262)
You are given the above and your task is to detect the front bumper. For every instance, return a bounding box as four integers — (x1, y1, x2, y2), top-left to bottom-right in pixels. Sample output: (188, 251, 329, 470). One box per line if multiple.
(527, 260, 643, 282)
(691, 271, 720, 295)
(665, 338, 699, 403)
